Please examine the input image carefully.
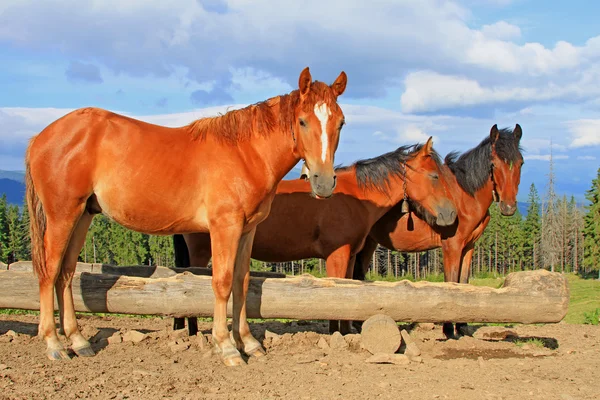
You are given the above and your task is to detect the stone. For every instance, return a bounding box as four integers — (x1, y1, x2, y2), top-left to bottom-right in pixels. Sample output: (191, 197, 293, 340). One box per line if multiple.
(317, 337, 330, 351)
(365, 353, 410, 365)
(169, 329, 188, 340)
(107, 332, 123, 345)
(122, 330, 148, 343)
(170, 342, 190, 353)
(264, 329, 280, 340)
(401, 329, 421, 357)
(329, 332, 348, 351)
(195, 334, 208, 350)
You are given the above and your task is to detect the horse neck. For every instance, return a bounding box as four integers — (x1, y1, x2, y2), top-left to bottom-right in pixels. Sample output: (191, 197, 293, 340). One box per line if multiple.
(250, 102, 299, 187)
(342, 167, 405, 214)
(449, 164, 495, 215)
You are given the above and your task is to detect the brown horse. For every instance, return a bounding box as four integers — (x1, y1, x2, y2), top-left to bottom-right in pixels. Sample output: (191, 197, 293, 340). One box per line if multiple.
(173, 138, 457, 334)
(353, 124, 524, 338)
(25, 67, 348, 366)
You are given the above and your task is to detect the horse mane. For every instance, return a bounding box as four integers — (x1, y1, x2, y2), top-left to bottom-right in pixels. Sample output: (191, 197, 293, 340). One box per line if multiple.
(445, 128, 522, 196)
(337, 144, 443, 195)
(187, 81, 337, 144)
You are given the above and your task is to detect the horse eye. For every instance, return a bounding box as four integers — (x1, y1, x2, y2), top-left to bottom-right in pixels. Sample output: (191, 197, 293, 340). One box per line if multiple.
(430, 173, 439, 180)
(299, 118, 306, 127)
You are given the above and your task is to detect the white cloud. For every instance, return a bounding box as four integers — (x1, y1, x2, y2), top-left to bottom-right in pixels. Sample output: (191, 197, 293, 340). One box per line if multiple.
(0, 0, 599, 101)
(567, 119, 600, 148)
(400, 70, 600, 113)
(524, 154, 569, 161)
(521, 138, 567, 155)
(577, 155, 597, 160)
(397, 125, 439, 145)
(481, 21, 521, 40)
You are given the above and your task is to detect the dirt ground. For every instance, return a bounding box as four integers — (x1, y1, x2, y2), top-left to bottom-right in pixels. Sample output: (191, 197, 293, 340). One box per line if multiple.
(0, 314, 598, 400)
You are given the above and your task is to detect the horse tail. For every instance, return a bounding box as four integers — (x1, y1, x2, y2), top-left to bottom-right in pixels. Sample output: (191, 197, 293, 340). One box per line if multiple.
(173, 234, 190, 268)
(25, 144, 47, 278)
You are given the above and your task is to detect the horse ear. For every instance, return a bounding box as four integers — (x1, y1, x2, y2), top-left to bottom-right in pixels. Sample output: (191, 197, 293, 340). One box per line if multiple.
(331, 71, 347, 97)
(420, 137, 434, 155)
(514, 123, 522, 141)
(490, 124, 499, 143)
(298, 67, 312, 98)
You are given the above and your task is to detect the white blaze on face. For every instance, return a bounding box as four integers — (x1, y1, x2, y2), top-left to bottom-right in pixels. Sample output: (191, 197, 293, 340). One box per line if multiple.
(314, 102, 332, 163)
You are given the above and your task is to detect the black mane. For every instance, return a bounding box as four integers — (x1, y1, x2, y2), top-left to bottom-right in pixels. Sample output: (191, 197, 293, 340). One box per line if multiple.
(337, 144, 442, 194)
(445, 128, 523, 196)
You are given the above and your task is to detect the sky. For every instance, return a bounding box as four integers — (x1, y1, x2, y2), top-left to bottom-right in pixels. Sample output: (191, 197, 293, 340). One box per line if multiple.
(1, 0, 599, 202)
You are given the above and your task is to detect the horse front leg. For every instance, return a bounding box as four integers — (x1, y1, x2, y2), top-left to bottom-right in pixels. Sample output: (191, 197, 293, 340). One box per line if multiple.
(441, 240, 463, 339)
(231, 227, 265, 358)
(209, 220, 245, 366)
(326, 245, 352, 335)
(454, 244, 476, 337)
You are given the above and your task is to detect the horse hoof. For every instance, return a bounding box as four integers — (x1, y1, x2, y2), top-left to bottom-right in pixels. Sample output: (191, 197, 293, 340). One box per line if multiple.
(73, 344, 95, 357)
(442, 323, 455, 339)
(245, 344, 266, 358)
(47, 348, 70, 361)
(455, 323, 469, 337)
(222, 354, 245, 367)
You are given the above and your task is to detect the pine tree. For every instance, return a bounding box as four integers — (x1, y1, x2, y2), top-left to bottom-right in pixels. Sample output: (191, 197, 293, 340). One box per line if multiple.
(4, 205, 22, 263)
(583, 167, 600, 279)
(567, 196, 583, 273)
(541, 144, 560, 272)
(18, 200, 31, 261)
(0, 194, 8, 263)
(523, 183, 541, 269)
(80, 215, 114, 264)
(149, 235, 175, 267)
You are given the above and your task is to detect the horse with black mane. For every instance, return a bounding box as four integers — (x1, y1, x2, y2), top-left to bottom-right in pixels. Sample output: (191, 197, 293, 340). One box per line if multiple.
(354, 124, 524, 338)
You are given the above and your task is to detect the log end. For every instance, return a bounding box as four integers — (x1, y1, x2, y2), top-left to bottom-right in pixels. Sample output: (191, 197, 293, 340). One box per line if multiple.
(361, 314, 402, 355)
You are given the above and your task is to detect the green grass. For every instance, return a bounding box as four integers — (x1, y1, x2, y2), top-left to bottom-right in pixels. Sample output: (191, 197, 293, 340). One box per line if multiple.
(513, 338, 545, 348)
(583, 309, 600, 325)
(562, 273, 600, 324)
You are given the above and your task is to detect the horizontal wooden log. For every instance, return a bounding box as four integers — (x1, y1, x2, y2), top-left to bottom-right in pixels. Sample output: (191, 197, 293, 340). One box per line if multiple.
(0, 269, 568, 323)
(6, 261, 285, 279)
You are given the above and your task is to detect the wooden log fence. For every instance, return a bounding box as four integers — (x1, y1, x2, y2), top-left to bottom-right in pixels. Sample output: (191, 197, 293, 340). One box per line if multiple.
(0, 264, 569, 324)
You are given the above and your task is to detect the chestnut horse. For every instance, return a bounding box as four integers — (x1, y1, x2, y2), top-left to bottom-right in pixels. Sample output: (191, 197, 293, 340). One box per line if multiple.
(25, 67, 347, 366)
(173, 138, 457, 334)
(353, 124, 524, 338)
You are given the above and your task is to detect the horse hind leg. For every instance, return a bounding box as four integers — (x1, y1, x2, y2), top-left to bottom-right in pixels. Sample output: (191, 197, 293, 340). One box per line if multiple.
(55, 211, 95, 357)
(37, 204, 88, 360)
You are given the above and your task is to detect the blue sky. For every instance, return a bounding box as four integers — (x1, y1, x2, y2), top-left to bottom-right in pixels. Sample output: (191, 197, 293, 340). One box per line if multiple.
(1, 0, 599, 202)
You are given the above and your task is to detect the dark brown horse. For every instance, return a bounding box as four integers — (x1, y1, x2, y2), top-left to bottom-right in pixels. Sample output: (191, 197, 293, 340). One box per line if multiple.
(25, 67, 347, 366)
(354, 124, 524, 338)
(173, 138, 457, 334)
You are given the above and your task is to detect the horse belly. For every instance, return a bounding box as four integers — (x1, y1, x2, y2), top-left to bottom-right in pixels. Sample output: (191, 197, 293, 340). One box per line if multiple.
(93, 179, 206, 235)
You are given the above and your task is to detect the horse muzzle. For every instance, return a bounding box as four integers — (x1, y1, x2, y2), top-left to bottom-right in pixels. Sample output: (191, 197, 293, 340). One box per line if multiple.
(309, 172, 337, 199)
(499, 201, 517, 216)
(435, 201, 457, 227)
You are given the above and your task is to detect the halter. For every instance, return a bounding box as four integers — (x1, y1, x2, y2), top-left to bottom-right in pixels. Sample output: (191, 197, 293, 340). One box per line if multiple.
(490, 162, 500, 202)
(401, 161, 410, 213)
